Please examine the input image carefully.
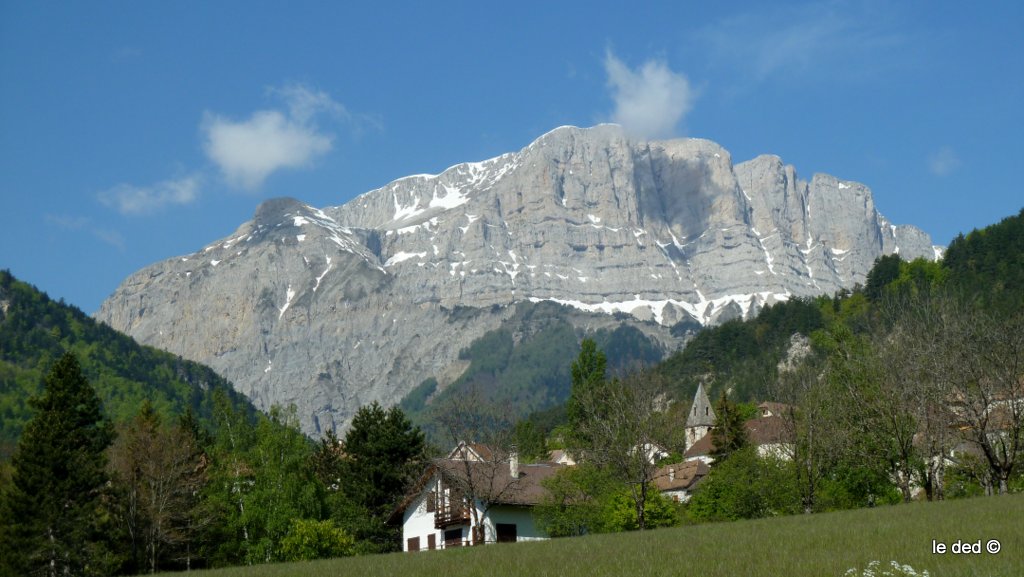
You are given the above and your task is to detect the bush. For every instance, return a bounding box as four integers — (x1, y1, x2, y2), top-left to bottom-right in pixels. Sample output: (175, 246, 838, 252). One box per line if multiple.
(686, 447, 799, 522)
(278, 519, 355, 562)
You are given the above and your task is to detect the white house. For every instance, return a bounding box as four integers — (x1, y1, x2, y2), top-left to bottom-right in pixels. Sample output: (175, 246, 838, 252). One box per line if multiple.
(652, 459, 709, 503)
(390, 446, 562, 551)
(682, 402, 795, 464)
(546, 449, 576, 466)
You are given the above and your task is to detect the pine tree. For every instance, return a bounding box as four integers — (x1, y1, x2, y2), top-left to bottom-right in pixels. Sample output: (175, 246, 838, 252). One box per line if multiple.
(710, 391, 748, 462)
(566, 338, 607, 431)
(0, 352, 116, 577)
(338, 402, 426, 552)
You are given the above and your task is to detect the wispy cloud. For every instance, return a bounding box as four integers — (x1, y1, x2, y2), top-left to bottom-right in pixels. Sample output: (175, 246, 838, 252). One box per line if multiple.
(98, 175, 201, 215)
(44, 214, 91, 230)
(928, 147, 960, 177)
(700, 2, 908, 84)
(45, 214, 126, 251)
(604, 50, 695, 139)
(92, 228, 126, 251)
(202, 84, 347, 191)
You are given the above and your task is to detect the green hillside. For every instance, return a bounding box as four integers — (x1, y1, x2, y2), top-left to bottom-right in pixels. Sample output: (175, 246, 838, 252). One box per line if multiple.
(658, 296, 826, 403)
(155, 493, 1024, 577)
(401, 301, 665, 435)
(0, 269, 257, 457)
(943, 207, 1024, 311)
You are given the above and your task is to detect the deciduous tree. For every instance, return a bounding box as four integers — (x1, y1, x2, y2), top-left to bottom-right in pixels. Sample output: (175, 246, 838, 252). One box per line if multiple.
(108, 401, 207, 573)
(568, 368, 673, 530)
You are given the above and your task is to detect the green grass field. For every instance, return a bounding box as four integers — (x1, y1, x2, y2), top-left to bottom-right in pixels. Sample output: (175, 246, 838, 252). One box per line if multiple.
(163, 494, 1024, 577)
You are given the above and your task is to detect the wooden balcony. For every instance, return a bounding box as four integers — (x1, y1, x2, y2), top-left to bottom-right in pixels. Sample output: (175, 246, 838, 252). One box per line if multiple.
(434, 501, 471, 529)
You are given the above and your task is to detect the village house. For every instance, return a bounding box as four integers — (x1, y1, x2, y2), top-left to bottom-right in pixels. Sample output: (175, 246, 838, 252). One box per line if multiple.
(651, 458, 709, 502)
(390, 442, 562, 551)
(682, 382, 795, 464)
(546, 448, 576, 466)
(393, 388, 801, 550)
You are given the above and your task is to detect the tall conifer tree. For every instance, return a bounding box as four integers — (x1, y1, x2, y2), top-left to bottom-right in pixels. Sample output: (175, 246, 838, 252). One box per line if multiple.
(567, 338, 608, 431)
(0, 352, 116, 577)
(339, 402, 425, 551)
(710, 391, 748, 462)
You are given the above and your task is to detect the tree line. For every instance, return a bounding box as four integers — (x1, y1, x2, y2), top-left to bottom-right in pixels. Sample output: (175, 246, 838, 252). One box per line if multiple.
(0, 353, 427, 576)
(0, 269, 256, 459)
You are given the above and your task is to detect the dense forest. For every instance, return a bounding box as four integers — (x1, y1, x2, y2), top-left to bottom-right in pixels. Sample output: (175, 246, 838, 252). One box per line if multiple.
(0, 270, 256, 458)
(400, 301, 664, 441)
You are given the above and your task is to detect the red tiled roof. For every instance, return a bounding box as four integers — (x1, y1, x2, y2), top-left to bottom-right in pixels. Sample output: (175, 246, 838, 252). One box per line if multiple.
(758, 402, 793, 418)
(652, 459, 709, 492)
(435, 459, 562, 506)
(745, 416, 792, 446)
(683, 433, 714, 459)
(683, 415, 792, 458)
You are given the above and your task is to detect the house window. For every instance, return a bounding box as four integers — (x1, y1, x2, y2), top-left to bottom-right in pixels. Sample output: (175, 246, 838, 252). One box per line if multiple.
(426, 490, 436, 512)
(427, 533, 436, 550)
(444, 528, 462, 548)
(407, 537, 420, 552)
(496, 523, 517, 543)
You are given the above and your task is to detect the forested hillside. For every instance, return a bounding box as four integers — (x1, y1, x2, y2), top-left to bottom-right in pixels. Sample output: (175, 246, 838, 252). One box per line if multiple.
(0, 270, 256, 457)
(658, 297, 826, 403)
(943, 207, 1024, 310)
(400, 301, 665, 437)
(655, 208, 1024, 407)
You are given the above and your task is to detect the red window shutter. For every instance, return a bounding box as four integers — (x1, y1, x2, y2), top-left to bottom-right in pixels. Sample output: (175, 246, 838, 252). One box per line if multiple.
(428, 533, 436, 550)
(407, 537, 420, 552)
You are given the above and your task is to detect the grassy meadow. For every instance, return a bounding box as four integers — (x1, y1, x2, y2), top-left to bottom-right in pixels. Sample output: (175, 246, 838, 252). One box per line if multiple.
(161, 494, 1023, 577)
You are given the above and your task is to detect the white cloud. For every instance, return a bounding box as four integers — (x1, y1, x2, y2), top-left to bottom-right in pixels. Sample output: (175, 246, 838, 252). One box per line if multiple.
(604, 50, 694, 139)
(98, 175, 200, 215)
(272, 84, 348, 124)
(202, 85, 345, 190)
(928, 147, 960, 177)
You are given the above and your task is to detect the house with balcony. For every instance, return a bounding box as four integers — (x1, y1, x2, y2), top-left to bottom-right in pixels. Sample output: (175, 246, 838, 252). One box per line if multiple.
(390, 443, 563, 551)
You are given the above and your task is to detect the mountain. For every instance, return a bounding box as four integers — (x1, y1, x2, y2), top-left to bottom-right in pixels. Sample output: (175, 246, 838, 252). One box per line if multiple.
(95, 125, 940, 436)
(0, 270, 257, 457)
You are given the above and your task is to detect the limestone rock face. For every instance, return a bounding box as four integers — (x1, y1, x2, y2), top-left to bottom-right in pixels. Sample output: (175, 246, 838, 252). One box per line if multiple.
(96, 125, 940, 436)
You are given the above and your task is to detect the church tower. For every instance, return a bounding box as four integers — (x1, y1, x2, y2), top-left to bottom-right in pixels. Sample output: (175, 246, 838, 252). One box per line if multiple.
(685, 382, 716, 449)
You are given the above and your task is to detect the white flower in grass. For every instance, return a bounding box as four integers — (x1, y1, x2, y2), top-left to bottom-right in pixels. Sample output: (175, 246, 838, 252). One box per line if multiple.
(844, 560, 929, 577)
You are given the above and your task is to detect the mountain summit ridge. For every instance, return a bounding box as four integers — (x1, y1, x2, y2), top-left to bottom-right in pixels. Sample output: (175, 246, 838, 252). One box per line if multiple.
(96, 124, 940, 435)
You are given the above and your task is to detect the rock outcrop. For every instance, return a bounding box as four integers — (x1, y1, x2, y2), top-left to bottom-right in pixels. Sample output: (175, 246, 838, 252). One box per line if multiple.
(96, 125, 940, 435)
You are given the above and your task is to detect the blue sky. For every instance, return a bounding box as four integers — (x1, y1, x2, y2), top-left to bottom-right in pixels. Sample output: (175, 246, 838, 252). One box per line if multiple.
(1, 1, 1021, 314)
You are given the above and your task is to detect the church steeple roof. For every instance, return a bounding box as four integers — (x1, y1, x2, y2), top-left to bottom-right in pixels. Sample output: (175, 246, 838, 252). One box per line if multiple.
(685, 382, 716, 428)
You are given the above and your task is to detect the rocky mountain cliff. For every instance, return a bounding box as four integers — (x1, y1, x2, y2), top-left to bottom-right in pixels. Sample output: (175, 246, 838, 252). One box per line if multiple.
(96, 125, 940, 435)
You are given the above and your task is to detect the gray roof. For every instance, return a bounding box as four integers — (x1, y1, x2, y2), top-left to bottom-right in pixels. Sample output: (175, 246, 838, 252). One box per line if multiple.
(685, 382, 716, 428)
